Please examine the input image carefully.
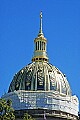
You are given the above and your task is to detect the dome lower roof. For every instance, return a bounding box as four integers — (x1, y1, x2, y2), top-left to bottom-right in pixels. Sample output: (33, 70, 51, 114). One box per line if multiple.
(8, 62, 72, 96)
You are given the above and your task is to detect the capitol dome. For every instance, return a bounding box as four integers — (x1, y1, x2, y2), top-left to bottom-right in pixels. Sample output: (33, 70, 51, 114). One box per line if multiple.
(8, 11, 71, 97)
(2, 12, 79, 120)
(8, 62, 71, 96)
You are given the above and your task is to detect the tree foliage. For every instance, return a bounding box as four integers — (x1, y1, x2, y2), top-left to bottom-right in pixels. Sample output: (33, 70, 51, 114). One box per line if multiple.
(23, 113, 35, 120)
(0, 98, 15, 120)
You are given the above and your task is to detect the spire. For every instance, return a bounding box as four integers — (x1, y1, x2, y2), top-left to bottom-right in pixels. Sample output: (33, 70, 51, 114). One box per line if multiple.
(38, 11, 43, 36)
(32, 11, 49, 63)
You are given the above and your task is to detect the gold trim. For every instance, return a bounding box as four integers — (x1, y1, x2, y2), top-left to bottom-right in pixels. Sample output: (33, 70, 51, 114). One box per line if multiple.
(32, 56, 48, 59)
(34, 50, 46, 52)
(34, 37, 47, 43)
(32, 56, 48, 62)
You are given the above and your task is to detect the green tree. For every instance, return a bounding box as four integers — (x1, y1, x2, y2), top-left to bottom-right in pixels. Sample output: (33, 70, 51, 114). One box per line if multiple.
(23, 113, 35, 120)
(0, 98, 15, 120)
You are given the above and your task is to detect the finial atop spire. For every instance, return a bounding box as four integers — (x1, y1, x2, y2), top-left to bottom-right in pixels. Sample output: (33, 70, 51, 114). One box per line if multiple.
(38, 11, 43, 36)
(40, 11, 42, 18)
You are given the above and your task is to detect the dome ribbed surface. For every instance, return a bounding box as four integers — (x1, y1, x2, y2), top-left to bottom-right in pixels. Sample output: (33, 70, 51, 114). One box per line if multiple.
(8, 62, 71, 96)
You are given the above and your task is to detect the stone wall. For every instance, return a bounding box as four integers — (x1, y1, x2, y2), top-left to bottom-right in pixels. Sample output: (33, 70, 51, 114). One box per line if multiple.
(14, 109, 78, 120)
(2, 91, 78, 117)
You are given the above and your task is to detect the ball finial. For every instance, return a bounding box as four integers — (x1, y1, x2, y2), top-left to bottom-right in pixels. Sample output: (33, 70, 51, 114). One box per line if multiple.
(40, 11, 42, 18)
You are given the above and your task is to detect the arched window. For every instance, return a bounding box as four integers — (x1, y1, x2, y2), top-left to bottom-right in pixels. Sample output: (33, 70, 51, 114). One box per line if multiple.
(50, 80, 57, 90)
(38, 41, 39, 50)
(49, 75, 57, 90)
(61, 82, 66, 94)
(44, 42, 45, 50)
(25, 81, 31, 90)
(36, 42, 37, 50)
(40, 41, 41, 50)
(37, 71, 44, 90)
(42, 42, 43, 50)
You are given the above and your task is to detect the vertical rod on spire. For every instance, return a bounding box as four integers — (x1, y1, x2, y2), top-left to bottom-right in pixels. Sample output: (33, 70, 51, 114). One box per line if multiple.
(39, 11, 43, 34)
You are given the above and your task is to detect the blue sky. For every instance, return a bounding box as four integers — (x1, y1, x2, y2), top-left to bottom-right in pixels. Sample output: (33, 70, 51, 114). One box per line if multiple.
(0, 0, 80, 104)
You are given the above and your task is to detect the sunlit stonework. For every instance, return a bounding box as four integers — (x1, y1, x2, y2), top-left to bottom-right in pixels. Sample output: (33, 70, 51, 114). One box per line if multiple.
(2, 12, 79, 120)
(8, 62, 72, 96)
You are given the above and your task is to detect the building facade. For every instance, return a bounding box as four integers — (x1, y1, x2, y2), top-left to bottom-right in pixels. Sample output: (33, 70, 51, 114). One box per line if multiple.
(2, 12, 79, 120)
